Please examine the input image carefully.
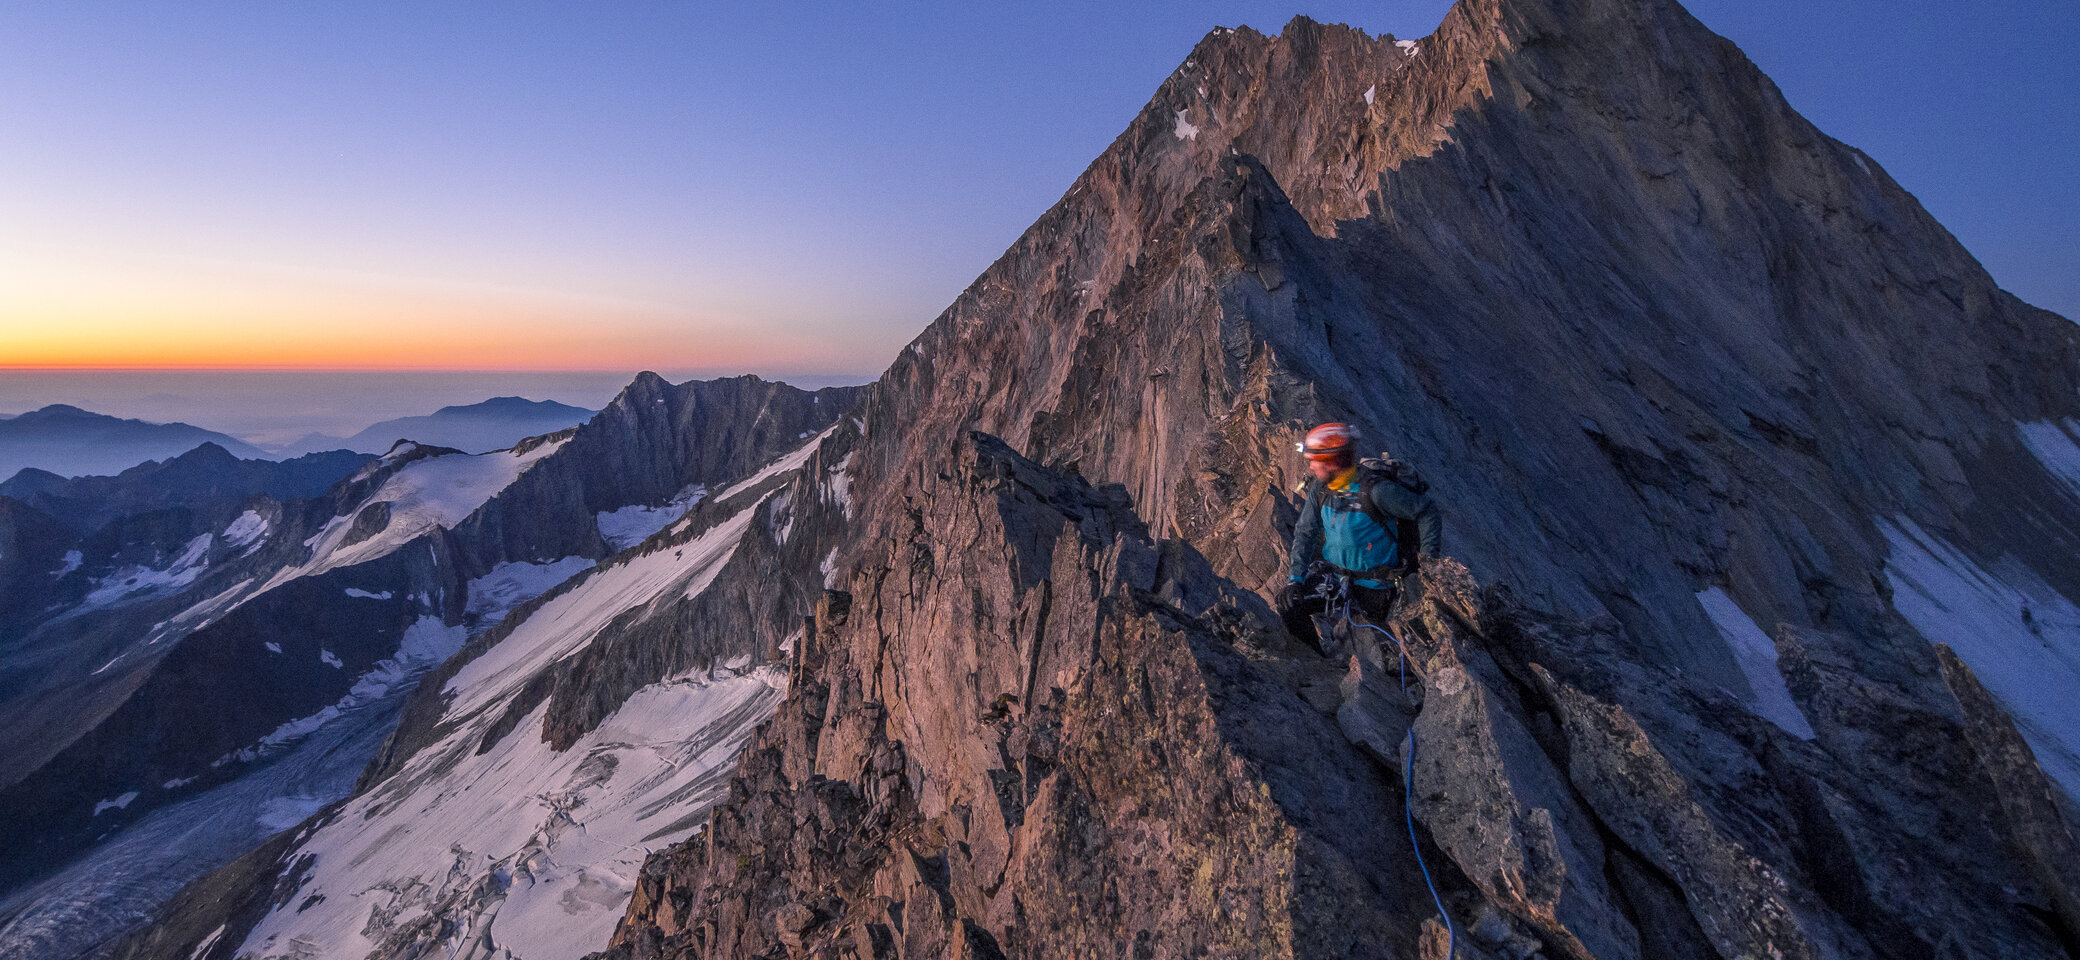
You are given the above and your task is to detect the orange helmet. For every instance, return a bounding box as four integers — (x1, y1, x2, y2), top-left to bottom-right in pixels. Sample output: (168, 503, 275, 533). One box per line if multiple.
(1300, 422, 1359, 462)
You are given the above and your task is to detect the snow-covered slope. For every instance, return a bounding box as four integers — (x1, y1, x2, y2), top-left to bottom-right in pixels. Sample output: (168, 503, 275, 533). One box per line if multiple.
(271, 439, 568, 589)
(232, 488, 788, 960)
(3, 377, 861, 958)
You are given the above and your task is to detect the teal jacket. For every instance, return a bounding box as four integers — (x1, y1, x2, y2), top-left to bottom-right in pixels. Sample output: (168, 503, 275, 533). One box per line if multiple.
(1287, 470, 1442, 587)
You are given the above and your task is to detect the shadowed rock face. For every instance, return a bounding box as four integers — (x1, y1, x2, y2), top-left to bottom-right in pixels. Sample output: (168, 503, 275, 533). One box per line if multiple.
(449, 373, 866, 576)
(591, 0, 2080, 956)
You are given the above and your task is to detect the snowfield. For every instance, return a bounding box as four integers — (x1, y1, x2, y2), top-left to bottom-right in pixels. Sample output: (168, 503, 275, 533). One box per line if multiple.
(268, 439, 568, 591)
(83, 533, 213, 607)
(224, 510, 270, 553)
(707, 424, 835, 504)
(235, 497, 784, 960)
(596, 483, 706, 551)
(1881, 517, 2080, 800)
(466, 556, 596, 628)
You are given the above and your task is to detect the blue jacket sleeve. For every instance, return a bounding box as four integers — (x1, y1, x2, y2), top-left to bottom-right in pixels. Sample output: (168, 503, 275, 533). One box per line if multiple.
(1287, 481, 1324, 581)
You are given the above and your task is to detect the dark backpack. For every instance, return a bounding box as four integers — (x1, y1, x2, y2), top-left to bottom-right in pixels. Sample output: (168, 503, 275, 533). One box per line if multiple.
(1355, 455, 1427, 573)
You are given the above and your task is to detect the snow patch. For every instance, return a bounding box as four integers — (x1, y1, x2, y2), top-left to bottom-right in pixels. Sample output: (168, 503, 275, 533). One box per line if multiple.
(221, 618, 467, 768)
(1881, 518, 2080, 799)
(1173, 109, 1199, 141)
(264, 642, 282, 654)
(344, 587, 392, 600)
(821, 548, 842, 589)
(163, 775, 198, 789)
(466, 556, 596, 630)
(710, 426, 837, 503)
(274, 439, 568, 590)
(84, 533, 213, 606)
(824, 451, 856, 519)
(1696, 588, 1816, 739)
(190, 924, 227, 960)
(223, 510, 269, 551)
(596, 484, 706, 551)
(1396, 39, 1420, 57)
(53, 549, 82, 578)
(2018, 419, 2080, 499)
(93, 792, 139, 816)
(1363, 84, 1376, 105)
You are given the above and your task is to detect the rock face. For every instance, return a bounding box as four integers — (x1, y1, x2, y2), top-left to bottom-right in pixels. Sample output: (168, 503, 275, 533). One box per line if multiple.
(450, 374, 864, 574)
(593, 0, 2080, 956)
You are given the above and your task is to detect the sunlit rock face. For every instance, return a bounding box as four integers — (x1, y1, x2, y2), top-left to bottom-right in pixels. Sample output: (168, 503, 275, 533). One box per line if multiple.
(113, 0, 2080, 956)
(589, 0, 2080, 956)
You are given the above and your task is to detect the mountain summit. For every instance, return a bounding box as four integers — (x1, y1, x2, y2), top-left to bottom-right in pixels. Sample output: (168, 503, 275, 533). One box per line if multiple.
(111, 0, 2080, 957)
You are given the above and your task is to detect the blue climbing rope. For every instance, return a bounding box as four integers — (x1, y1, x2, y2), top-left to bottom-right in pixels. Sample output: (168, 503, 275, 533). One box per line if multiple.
(1334, 581, 1456, 957)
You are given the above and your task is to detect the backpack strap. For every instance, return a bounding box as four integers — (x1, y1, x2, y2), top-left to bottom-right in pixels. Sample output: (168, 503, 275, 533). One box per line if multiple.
(1353, 471, 1399, 537)
(1358, 469, 1423, 574)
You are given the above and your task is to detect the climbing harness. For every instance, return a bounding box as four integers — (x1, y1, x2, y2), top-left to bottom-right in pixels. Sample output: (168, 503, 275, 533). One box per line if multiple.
(1322, 574, 1457, 958)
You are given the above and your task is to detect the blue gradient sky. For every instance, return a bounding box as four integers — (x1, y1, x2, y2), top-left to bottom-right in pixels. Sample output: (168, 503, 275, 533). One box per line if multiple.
(0, 0, 2073, 384)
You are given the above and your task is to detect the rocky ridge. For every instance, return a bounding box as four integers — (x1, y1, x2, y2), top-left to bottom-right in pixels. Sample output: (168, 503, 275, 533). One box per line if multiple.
(593, 0, 2080, 956)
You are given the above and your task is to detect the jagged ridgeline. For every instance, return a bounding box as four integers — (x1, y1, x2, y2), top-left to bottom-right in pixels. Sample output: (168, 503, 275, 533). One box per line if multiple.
(119, 0, 2080, 956)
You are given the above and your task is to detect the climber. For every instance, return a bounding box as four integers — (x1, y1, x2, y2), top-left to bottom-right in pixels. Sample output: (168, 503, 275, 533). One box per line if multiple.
(1275, 422, 1442, 652)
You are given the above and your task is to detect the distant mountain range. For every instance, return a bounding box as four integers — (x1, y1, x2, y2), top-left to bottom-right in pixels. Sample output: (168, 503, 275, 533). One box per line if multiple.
(0, 443, 373, 537)
(0, 398, 599, 481)
(0, 406, 271, 481)
(268, 397, 596, 457)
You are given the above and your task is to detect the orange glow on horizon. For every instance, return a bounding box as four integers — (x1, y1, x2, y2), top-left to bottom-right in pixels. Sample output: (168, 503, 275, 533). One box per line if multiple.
(0, 311, 869, 375)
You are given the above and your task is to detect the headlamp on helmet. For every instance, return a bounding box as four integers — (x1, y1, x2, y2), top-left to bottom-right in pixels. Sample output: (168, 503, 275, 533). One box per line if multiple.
(1301, 422, 1359, 462)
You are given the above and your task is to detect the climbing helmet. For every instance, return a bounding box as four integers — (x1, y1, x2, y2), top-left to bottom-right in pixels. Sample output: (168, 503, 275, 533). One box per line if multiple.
(1299, 422, 1360, 462)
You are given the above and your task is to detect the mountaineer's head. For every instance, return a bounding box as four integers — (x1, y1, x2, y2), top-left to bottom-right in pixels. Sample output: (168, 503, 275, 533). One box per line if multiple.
(1300, 422, 1358, 482)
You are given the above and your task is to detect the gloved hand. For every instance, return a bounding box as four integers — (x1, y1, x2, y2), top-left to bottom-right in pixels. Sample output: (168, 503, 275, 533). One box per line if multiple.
(1274, 580, 1301, 616)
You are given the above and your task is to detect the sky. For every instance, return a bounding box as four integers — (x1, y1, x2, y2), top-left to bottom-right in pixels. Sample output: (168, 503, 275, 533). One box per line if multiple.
(0, 0, 2073, 426)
